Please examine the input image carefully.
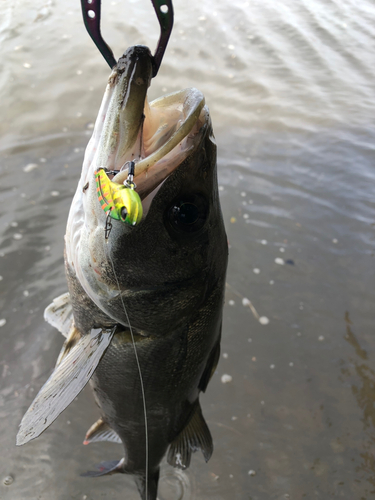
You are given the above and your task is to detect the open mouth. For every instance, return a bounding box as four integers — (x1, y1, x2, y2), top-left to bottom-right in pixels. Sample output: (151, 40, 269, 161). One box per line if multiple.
(112, 88, 208, 202)
(87, 46, 209, 216)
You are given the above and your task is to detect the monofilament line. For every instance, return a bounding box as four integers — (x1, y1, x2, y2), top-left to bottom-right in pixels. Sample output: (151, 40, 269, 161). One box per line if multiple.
(108, 252, 149, 499)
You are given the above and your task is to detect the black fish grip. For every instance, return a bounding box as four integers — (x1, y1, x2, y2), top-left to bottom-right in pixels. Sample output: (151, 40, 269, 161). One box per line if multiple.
(80, 0, 174, 76)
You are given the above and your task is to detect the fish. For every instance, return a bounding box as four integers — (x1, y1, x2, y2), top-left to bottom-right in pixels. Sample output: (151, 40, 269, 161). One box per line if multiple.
(17, 45, 228, 500)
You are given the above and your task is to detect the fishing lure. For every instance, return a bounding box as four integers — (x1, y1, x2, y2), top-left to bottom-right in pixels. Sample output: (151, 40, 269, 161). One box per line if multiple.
(95, 166, 143, 235)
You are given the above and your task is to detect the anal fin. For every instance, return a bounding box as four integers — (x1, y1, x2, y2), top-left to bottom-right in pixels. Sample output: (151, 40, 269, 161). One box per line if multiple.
(83, 417, 122, 445)
(167, 402, 213, 470)
(16, 326, 116, 446)
(44, 292, 73, 338)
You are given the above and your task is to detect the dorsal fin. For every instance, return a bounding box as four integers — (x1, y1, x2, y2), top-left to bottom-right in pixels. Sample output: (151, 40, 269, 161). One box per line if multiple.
(83, 418, 122, 445)
(167, 402, 213, 470)
(44, 292, 73, 338)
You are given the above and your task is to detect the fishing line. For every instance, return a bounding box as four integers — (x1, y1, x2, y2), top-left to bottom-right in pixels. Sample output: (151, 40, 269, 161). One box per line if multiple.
(107, 251, 149, 499)
(138, 114, 145, 161)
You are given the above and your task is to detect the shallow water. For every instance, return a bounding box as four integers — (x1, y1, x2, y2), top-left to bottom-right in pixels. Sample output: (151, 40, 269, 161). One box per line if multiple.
(1, 0, 375, 499)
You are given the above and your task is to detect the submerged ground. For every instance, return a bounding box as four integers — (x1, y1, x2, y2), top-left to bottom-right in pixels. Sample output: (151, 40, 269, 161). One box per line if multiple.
(0, 0, 375, 498)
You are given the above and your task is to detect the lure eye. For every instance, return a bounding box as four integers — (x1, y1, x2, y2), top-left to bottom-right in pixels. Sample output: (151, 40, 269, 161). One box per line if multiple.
(120, 206, 128, 222)
(168, 194, 208, 233)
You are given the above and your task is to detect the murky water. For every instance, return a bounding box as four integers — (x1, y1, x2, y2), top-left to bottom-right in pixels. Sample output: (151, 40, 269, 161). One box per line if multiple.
(1, 0, 375, 498)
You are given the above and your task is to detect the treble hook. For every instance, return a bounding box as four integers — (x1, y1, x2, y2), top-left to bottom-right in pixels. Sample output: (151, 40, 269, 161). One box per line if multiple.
(80, 0, 174, 76)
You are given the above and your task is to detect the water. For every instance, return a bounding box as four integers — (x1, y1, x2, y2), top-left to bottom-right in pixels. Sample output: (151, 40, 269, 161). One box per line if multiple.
(1, 0, 375, 498)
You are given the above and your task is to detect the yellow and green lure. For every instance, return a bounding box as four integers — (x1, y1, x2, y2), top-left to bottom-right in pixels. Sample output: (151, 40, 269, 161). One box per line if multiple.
(95, 168, 143, 227)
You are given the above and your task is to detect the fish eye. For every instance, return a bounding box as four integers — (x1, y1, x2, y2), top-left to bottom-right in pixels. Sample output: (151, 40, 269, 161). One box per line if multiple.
(167, 194, 208, 232)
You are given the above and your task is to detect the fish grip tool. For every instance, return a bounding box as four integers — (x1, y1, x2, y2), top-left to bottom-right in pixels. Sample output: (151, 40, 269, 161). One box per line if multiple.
(80, 0, 174, 76)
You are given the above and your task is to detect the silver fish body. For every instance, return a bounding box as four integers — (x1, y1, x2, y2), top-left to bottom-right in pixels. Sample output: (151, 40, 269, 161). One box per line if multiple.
(17, 45, 228, 500)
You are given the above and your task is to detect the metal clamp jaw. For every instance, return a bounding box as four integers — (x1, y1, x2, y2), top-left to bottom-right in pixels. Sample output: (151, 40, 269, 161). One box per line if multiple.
(80, 0, 174, 76)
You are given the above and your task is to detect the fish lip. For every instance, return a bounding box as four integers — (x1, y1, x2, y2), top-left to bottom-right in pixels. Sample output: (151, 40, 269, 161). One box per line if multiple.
(116, 45, 152, 76)
(93, 45, 153, 179)
(115, 45, 152, 112)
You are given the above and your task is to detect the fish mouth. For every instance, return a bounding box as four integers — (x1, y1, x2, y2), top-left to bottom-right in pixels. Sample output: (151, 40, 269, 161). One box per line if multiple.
(112, 87, 207, 202)
(89, 45, 208, 210)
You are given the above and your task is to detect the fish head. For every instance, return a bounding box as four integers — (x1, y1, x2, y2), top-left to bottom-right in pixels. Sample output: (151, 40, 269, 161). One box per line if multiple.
(66, 45, 228, 334)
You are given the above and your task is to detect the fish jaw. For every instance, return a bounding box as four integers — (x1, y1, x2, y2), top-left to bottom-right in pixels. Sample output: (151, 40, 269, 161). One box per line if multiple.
(97, 45, 153, 170)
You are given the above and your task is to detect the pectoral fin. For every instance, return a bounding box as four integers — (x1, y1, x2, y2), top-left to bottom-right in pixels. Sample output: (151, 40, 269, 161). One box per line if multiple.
(44, 292, 73, 338)
(83, 418, 122, 445)
(55, 324, 81, 367)
(16, 326, 116, 446)
(167, 402, 213, 470)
